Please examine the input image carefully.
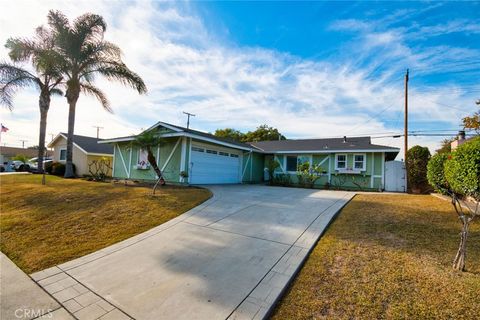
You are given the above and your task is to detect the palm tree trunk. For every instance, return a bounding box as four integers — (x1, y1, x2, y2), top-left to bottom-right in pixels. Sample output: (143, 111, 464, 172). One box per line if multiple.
(64, 88, 79, 178)
(37, 90, 50, 174)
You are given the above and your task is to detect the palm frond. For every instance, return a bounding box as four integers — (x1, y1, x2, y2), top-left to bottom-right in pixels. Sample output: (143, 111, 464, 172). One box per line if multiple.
(0, 63, 38, 109)
(50, 88, 64, 96)
(80, 82, 112, 113)
(87, 64, 147, 94)
(73, 13, 106, 46)
(5, 38, 38, 62)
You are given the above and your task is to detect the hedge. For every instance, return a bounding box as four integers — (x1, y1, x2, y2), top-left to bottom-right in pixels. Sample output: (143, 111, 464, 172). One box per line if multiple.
(427, 153, 449, 194)
(444, 137, 480, 200)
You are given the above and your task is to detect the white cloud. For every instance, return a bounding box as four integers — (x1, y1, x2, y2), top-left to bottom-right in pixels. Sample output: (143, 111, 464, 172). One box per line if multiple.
(0, 1, 477, 160)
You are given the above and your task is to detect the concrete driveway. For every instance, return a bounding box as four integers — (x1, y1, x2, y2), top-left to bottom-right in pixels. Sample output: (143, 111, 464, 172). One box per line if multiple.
(31, 185, 353, 320)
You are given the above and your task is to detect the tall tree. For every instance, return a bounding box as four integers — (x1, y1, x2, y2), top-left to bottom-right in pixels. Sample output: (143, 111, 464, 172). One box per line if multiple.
(0, 27, 63, 173)
(46, 10, 147, 178)
(435, 138, 454, 154)
(243, 124, 286, 142)
(214, 128, 245, 142)
(462, 100, 480, 134)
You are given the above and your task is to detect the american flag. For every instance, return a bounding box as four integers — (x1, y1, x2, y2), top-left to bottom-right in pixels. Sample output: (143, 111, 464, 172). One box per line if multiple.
(1, 124, 8, 133)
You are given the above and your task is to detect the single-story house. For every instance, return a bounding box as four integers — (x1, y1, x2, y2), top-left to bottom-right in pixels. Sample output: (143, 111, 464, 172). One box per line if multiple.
(100, 121, 400, 191)
(0, 146, 52, 164)
(48, 133, 114, 176)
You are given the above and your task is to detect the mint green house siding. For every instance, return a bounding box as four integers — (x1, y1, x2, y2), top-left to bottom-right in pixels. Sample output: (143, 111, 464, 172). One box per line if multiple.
(265, 152, 386, 191)
(242, 152, 265, 183)
(112, 137, 184, 182)
(106, 121, 397, 190)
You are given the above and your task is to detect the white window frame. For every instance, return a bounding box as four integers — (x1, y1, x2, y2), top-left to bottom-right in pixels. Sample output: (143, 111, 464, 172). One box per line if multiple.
(353, 153, 366, 171)
(335, 154, 347, 170)
(59, 148, 67, 161)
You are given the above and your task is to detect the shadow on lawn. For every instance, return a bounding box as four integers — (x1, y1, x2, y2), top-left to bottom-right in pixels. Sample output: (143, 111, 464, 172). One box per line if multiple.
(330, 197, 480, 274)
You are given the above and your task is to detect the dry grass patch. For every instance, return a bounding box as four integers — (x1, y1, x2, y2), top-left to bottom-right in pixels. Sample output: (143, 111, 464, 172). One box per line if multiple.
(272, 194, 480, 320)
(0, 174, 211, 273)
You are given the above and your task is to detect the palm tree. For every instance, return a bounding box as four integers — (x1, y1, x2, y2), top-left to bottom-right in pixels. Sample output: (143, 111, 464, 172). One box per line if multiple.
(46, 10, 147, 178)
(0, 26, 63, 173)
(135, 130, 165, 194)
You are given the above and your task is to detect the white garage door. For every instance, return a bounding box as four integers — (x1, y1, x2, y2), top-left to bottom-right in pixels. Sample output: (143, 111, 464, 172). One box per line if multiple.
(190, 145, 241, 184)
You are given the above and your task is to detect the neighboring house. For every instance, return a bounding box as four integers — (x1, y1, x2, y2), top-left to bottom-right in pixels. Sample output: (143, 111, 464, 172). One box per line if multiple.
(0, 146, 52, 164)
(450, 130, 471, 150)
(101, 121, 400, 191)
(48, 133, 114, 176)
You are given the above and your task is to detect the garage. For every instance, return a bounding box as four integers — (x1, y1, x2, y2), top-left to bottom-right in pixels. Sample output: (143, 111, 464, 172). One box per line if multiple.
(190, 144, 241, 184)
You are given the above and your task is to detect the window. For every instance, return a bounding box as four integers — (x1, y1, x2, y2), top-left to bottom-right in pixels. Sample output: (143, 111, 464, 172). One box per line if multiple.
(354, 154, 365, 170)
(335, 154, 346, 170)
(230, 154, 239, 158)
(297, 155, 310, 169)
(219, 151, 229, 156)
(59, 149, 66, 161)
(286, 156, 297, 172)
(192, 146, 204, 152)
(206, 149, 217, 154)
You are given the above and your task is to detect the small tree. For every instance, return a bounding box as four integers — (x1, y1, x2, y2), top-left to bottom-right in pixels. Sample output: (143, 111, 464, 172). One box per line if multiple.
(296, 162, 322, 188)
(443, 137, 480, 271)
(135, 131, 164, 194)
(265, 158, 280, 185)
(462, 100, 480, 134)
(406, 145, 431, 192)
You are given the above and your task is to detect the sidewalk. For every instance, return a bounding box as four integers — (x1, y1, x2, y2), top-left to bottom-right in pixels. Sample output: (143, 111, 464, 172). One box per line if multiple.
(0, 253, 73, 320)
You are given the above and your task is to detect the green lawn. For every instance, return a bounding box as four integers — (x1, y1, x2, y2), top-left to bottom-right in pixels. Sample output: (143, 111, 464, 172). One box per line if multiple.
(272, 194, 480, 320)
(0, 174, 211, 273)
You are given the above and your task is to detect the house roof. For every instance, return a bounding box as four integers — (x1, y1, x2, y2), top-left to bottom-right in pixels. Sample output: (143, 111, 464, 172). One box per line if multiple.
(0, 146, 53, 158)
(48, 133, 113, 155)
(100, 121, 399, 156)
(249, 137, 400, 154)
(100, 121, 256, 151)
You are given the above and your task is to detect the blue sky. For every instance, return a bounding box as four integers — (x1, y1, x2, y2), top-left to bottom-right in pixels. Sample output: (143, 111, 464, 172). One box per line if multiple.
(1, 1, 479, 156)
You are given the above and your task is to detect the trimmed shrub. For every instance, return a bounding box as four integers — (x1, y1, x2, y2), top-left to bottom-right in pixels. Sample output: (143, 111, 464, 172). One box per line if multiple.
(46, 162, 76, 177)
(427, 153, 449, 194)
(407, 145, 431, 190)
(444, 137, 480, 200)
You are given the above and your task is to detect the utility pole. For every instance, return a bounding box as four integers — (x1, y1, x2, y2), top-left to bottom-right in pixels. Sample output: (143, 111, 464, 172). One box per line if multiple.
(404, 69, 409, 193)
(183, 112, 195, 129)
(19, 140, 28, 148)
(49, 133, 55, 141)
(93, 126, 104, 139)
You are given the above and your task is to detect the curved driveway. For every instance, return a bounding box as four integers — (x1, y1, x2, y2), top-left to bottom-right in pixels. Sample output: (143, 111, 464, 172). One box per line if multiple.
(31, 185, 353, 320)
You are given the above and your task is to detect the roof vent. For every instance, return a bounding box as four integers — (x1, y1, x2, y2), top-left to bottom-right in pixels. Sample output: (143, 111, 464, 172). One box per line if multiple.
(343, 136, 347, 143)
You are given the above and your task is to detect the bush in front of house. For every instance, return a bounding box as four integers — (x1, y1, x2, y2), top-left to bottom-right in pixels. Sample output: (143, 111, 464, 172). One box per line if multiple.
(407, 145, 431, 192)
(427, 136, 480, 271)
(444, 137, 480, 198)
(46, 162, 76, 176)
(427, 153, 449, 195)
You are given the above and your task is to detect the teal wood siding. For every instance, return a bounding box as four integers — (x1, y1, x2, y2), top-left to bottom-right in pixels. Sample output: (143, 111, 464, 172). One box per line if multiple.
(112, 137, 183, 182)
(270, 152, 385, 191)
(242, 152, 265, 183)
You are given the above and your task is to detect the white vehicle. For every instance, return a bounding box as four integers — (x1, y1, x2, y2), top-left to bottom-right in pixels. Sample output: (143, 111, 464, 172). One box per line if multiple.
(28, 157, 53, 172)
(10, 160, 31, 172)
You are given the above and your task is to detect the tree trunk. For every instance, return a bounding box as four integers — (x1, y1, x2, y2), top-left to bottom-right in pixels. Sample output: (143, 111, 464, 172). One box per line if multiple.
(146, 147, 164, 194)
(64, 85, 79, 178)
(37, 90, 50, 174)
(147, 148, 163, 179)
(453, 219, 469, 271)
